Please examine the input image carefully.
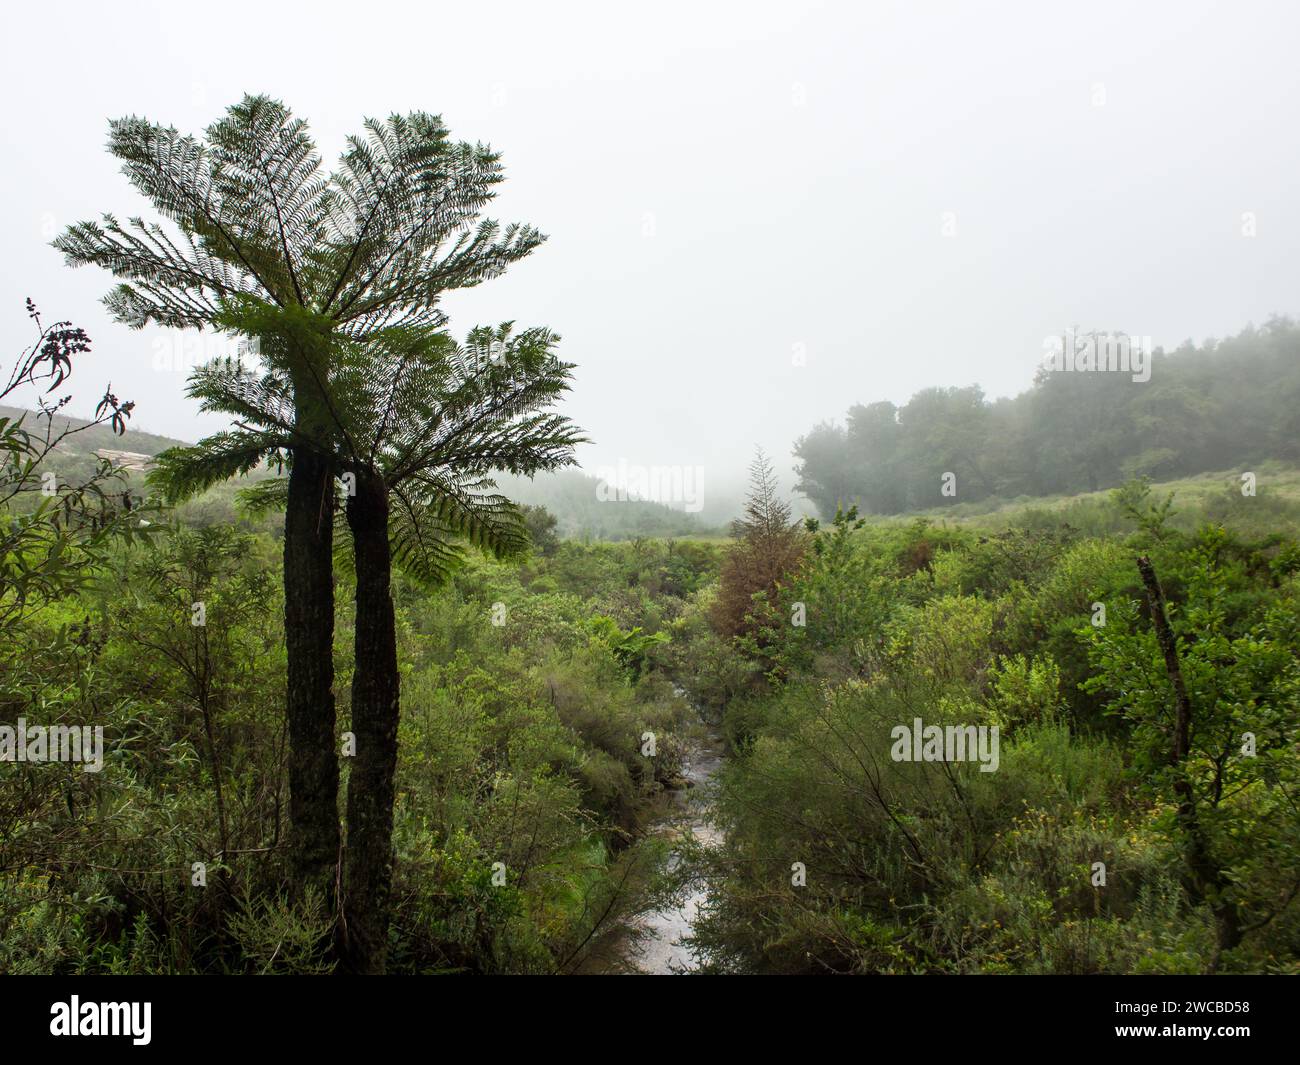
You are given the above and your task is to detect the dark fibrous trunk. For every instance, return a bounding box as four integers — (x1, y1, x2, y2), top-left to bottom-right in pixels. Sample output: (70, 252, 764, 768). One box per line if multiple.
(342, 470, 401, 974)
(284, 448, 340, 907)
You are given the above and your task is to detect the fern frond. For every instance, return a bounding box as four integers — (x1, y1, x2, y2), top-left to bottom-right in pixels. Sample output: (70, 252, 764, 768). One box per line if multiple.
(148, 431, 279, 502)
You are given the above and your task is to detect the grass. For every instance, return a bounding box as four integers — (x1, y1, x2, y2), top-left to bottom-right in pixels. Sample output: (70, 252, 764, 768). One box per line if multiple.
(854, 461, 1300, 539)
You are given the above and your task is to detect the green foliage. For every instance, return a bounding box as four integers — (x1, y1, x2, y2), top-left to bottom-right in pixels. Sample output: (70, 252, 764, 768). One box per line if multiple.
(1082, 534, 1300, 966)
(1, 515, 704, 973)
(1112, 476, 1177, 540)
(586, 615, 669, 682)
(520, 503, 560, 556)
(7, 480, 1300, 974)
(1, 304, 157, 639)
(690, 505, 1300, 974)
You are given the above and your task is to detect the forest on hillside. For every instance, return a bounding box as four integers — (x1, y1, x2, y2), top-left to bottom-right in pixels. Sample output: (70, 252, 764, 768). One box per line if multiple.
(794, 321, 1300, 518)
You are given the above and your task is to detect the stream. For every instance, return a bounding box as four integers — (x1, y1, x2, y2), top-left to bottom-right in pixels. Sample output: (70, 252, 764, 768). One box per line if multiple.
(621, 730, 725, 974)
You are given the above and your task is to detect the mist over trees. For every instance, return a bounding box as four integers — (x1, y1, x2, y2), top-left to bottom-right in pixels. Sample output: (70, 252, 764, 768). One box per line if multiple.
(794, 320, 1300, 517)
(4, 1, 1300, 1006)
(7, 113, 1300, 981)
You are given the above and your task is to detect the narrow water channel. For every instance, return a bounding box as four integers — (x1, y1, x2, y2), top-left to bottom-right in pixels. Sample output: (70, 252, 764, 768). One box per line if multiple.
(613, 709, 726, 974)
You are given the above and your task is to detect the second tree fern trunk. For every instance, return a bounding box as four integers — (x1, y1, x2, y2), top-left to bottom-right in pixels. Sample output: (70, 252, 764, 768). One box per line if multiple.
(343, 472, 401, 974)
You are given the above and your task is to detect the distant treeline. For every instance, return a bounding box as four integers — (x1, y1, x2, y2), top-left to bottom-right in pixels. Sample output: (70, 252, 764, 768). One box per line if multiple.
(793, 318, 1300, 517)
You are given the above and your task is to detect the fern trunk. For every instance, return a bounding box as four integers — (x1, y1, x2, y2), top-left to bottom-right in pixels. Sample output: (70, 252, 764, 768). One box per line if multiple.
(342, 471, 401, 974)
(283, 448, 341, 907)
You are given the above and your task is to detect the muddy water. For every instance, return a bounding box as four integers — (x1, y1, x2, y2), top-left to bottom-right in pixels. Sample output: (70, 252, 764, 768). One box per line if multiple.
(619, 729, 725, 975)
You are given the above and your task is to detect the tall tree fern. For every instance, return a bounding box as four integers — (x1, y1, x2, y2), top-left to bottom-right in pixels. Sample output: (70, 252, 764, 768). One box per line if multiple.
(57, 95, 545, 909)
(195, 314, 585, 972)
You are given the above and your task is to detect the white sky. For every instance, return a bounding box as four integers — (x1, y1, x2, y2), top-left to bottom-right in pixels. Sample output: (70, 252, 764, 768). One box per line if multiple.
(3, 0, 1297, 498)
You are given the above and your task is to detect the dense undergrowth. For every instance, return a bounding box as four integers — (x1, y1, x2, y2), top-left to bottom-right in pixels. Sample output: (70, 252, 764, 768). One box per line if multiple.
(689, 475, 1300, 974)
(3, 469, 1299, 973)
(0, 516, 722, 973)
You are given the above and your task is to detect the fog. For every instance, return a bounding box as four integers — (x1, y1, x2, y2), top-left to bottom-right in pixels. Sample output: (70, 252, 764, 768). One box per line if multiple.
(3, 0, 1297, 510)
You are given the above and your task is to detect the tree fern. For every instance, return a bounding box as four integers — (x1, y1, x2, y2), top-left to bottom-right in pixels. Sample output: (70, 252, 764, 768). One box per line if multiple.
(58, 94, 554, 919)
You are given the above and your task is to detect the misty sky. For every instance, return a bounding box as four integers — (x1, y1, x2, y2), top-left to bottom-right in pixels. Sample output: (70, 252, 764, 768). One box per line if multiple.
(3, 0, 1298, 503)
